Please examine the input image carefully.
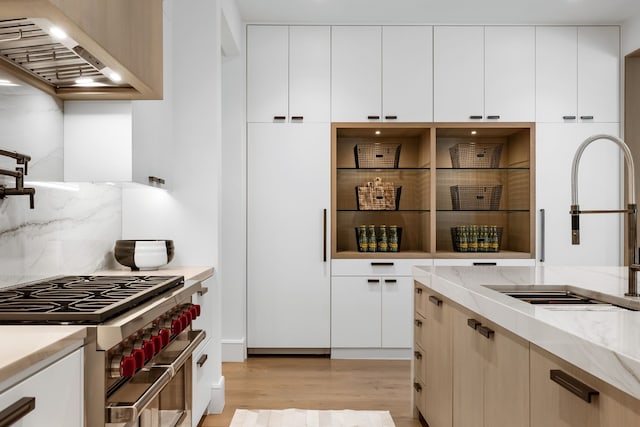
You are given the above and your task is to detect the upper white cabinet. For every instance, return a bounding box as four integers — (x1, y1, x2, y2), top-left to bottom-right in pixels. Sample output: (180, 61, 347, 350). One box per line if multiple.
(247, 25, 330, 123)
(434, 26, 535, 122)
(536, 26, 619, 123)
(331, 26, 433, 122)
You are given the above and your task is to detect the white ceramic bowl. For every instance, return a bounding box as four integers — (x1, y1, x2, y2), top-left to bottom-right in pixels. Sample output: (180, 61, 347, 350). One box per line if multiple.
(114, 240, 174, 271)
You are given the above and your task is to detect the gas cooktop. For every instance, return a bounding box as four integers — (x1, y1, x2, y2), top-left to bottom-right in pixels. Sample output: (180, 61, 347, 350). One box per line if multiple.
(0, 275, 184, 324)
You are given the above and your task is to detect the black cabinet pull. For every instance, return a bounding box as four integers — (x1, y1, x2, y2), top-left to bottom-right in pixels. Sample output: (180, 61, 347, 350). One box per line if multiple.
(469, 115, 483, 119)
(428, 295, 442, 306)
(273, 115, 286, 121)
(414, 351, 422, 360)
(384, 279, 397, 284)
(486, 115, 500, 119)
(0, 397, 36, 426)
(367, 115, 380, 120)
(415, 287, 423, 294)
(473, 262, 497, 266)
(148, 176, 165, 185)
(550, 370, 599, 403)
(384, 115, 398, 120)
(322, 209, 327, 262)
(413, 382, 422, 392)
(291, 116, 304, 121)
(562, 115, 577, 120)
(415, 319, 423, 327)
(371, 262, 394, 266)
(580, 115, 594, 120)
(478, 325, 495, 339)
(467, 318, 481, 330)
(197, 354, 208, 368)
(367, 279, 380, 283)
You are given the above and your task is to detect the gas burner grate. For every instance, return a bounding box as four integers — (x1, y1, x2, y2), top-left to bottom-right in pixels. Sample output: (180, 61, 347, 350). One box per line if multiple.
(0, 275, 184, 324)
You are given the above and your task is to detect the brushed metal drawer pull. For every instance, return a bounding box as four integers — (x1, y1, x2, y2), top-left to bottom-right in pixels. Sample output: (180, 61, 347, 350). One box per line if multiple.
(415, 287, 423, 294)
(198, 287, 209, 296)
(428, 295, 442, 306)
(478, 325, 495, 339)
(371, 262, 394, 266)
(0, 397, 36, 427)
(413, 382, 422, 392)
(550, 369, 599, 403)
(197, 354, 208, 368)
(467, 318, 481, 330)
(414, 319, 422, 327)
(414, 351, 422, 360)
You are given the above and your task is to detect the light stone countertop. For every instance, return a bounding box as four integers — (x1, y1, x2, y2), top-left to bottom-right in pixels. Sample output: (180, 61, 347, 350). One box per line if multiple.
(0, 266, 214, 393)
(413, 265, 640, 399)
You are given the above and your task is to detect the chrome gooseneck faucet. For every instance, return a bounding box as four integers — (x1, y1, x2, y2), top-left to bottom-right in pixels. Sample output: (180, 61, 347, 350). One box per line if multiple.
(570, 134, 640, 297)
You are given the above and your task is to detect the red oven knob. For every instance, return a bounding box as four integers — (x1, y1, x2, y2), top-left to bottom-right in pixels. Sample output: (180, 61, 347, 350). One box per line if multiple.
(143, 340, 155, 361)
(180, 313, 190, 330)
(189, 305, 199, 320)
(152, 335, 163, 353)
(159, 328, 171, 347)
(192, 304, 201, 317)
(171, 318, 182, 336)
(120, 356, 136, 378)
(132, 348, 145, 370)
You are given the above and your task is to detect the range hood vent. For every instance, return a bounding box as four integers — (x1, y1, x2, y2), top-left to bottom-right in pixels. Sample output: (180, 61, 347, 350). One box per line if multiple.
(0, 18, 132, 90)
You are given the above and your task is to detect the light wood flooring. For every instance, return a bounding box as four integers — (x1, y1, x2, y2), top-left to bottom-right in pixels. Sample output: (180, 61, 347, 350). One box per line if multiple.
(198, 356, 423, 427)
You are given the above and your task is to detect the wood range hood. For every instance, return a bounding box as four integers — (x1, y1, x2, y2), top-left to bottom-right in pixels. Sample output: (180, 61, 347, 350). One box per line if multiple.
(0, 0, 163, 100)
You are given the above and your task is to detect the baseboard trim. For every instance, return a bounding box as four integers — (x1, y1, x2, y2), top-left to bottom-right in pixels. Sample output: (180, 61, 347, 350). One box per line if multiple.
(222, 339, 246, 362)
(208, 375, 225, 414)
(331, 348, 412, 360)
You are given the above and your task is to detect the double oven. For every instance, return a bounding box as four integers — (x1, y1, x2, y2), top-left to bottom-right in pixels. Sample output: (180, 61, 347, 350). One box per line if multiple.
(0, 275, 206, 427)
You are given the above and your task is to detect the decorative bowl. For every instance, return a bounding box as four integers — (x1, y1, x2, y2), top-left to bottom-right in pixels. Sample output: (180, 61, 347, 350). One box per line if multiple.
(114, 240, 174, 271)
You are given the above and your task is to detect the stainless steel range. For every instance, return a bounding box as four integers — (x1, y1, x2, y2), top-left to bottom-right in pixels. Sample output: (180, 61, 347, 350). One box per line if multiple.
(0, 275, 206, 427)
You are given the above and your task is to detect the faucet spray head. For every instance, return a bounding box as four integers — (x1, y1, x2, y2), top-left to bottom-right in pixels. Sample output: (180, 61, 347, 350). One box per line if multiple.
(570, 204, 580, 245)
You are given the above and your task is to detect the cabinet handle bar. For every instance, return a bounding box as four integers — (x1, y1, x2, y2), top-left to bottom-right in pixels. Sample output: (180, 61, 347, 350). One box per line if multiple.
(550, 369, 599, 403)
(473, 262, 497, 266)
(197, 354, 208, 368)
(469, 115, 483, 119)
(428, 295, 442, 306)
(563, 115, 577, 120)
(486, 115, 500, 119)
(467, 318, 481, 330)
(371, 262, 394, 266)
(478, 325, 495, 339)
(323, 209, 327, 262)
(580, 116, 594, 120)
(0, 397, 36, 427)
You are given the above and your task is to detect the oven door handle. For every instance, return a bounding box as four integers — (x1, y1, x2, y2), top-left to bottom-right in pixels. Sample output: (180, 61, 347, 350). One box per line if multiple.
(155, 329, 206, 376)
(106, 366, 172, 424)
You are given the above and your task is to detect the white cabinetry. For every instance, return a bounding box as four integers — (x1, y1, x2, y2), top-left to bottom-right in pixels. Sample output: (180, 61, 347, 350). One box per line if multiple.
(331, 26, 433, 122)
(536, 26, 619, 123)
(0, 349, 83, 427)
(331, 260, 413, 358)
(247, 123, 331, 351)
(64, 100, 171, 187)
(536, 123, 621, 265)
(247, 25, 330, 123)
(434, 26, 535, 122)
(191, 277, 214, 425)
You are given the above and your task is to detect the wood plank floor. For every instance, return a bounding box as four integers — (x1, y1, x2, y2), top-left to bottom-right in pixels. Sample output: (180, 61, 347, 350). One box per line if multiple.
(198, 357, 423, 427)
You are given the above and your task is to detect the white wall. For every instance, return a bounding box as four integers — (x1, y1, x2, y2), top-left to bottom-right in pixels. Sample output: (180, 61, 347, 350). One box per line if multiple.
(622, 14, 640, 56)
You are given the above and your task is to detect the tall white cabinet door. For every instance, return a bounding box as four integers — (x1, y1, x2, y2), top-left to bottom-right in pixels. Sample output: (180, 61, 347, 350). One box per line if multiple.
(246, 26, 289, 122)
(433, 26, 484, 122)
(331, 26, 382, 122)
(535, 26, 578, 123)
(382, 26, 433, 122)
(331, 276, 382, 348)
(484, 26, 535, 122)
(289, 26, 331, 122)
(381, 277, 413, 348)
(577, 26, 620, 123)
(247, 123, 331, 349)
(536, 123, 621, 265)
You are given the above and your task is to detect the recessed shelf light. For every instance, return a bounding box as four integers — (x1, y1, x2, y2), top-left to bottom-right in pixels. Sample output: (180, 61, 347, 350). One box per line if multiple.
(471, 130, 477, 135)
(375, 130, 381, 135)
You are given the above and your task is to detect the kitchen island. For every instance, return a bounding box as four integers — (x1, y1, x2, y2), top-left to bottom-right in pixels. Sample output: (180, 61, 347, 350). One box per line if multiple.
(413, 265, 640, 426)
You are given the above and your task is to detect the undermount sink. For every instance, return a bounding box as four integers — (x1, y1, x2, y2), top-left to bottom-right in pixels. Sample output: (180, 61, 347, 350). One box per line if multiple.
(483, 285, 639, 312)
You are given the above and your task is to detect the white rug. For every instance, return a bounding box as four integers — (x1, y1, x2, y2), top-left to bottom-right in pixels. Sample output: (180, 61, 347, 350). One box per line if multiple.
(229, 409, 396, 427)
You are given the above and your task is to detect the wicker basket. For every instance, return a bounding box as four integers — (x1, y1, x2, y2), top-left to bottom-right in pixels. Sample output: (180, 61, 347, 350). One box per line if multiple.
(449, 143, 503, 168)
(450, 185, 503, 210)
(354, 144, 401, 168)
(356, 184, 402, 210)
(450, 226, 503, 252)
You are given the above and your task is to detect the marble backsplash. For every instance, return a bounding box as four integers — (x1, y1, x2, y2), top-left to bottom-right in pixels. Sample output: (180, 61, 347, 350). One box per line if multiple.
(0, 183, 122, 287)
